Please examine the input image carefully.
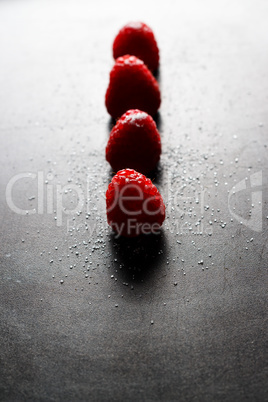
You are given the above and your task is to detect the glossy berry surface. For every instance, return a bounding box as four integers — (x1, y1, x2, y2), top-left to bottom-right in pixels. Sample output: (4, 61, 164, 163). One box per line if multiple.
(106, 109, 161, 174)
(106, 169, 165, 237)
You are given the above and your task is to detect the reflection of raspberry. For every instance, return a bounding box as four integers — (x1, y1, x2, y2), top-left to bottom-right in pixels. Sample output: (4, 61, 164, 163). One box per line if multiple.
(106, 109, 161, 174)
(106, 169, 165, 237)
(113, 22, 159, 72)
(105, 55, 161, 119)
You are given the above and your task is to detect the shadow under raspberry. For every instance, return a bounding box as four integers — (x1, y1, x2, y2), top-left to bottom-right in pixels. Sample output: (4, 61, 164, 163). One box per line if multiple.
(153, 111, 162, 131)
(153, 66, 160, 82)
(107, 117, 116, 134)
(108, 230, 167, 285)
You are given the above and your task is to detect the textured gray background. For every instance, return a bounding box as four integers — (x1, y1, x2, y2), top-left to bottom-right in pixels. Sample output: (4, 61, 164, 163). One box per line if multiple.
(0, 0, 267, 401)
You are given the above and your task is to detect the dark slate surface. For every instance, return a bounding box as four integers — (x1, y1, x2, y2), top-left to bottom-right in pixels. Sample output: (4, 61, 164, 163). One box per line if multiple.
(0, 0, 267, 401)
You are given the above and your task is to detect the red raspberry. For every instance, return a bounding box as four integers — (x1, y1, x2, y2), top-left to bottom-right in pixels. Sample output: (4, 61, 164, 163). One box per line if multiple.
(105, 55, 161, 119)
(113, 22, 159, 72)
(106, 109, 161, 174)
(106, 169, 165, 237)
